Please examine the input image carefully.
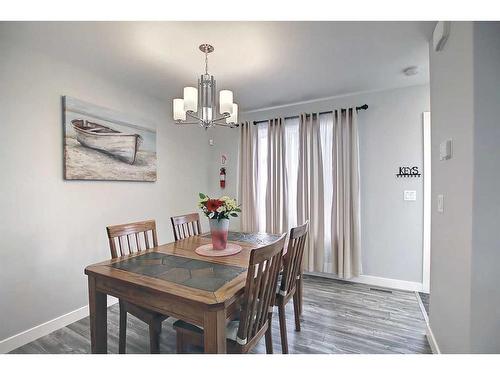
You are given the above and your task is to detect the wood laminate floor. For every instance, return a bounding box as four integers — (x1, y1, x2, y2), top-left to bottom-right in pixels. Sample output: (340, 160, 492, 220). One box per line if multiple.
(10, 275, 431, 354)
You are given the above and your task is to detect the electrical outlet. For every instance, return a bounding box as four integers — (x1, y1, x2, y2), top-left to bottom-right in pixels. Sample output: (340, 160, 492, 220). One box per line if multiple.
(404, 190, 417, 201)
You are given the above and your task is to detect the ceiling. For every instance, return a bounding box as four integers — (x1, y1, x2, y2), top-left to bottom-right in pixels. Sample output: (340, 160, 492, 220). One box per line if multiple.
(0, 21, 434, 111)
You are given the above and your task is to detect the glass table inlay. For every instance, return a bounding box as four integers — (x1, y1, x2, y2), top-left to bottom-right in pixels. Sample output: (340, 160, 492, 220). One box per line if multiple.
(109, 253, 245, 292)
(202, 231, 281, 246)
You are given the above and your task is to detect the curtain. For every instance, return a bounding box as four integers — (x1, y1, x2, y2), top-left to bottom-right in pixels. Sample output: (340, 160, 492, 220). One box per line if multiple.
(238, 121, 258, 232)
(265, 118, 287, 234)
(238, 108, 361, 279)
(296, 113, 325, 272)
(297, 109, 361, 277)
(331, 108, 361, 278)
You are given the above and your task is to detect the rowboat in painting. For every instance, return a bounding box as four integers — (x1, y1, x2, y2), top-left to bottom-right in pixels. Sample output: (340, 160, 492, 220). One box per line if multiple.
(71, 119, 143, 164)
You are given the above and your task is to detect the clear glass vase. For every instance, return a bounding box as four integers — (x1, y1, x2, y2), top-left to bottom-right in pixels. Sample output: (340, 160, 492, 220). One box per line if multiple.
(209, 218, 229, 250)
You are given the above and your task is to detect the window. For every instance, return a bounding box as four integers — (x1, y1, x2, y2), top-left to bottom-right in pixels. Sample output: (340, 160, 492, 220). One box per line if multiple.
(255, 114, 335, 271)
(256, 121, 268, 232)
(284, 117, 300, 228)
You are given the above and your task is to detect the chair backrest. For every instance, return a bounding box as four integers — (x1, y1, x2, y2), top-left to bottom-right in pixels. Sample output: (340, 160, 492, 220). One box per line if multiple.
(279, 221, 309, 298)
(170, 213, 202, 241)
(106, 220, 158, 259)
(236, 233, 287, 349)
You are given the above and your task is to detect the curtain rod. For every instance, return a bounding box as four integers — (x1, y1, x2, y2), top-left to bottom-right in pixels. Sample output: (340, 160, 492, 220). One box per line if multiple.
(236, 104, 368, 127)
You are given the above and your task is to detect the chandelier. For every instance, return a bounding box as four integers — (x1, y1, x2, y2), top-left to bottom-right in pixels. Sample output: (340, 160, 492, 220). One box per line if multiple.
(173, 44, 238, 129)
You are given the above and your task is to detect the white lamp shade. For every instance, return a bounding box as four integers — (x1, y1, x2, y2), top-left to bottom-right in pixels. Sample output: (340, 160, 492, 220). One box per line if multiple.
(219, 90, 233, 115)
(173, 98, 186, 121)
(226, 103, 238, 124)
(183, 87, 198, 112)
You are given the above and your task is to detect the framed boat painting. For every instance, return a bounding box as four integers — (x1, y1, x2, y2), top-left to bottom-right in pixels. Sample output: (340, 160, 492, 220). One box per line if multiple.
(63, 96, 157, 181)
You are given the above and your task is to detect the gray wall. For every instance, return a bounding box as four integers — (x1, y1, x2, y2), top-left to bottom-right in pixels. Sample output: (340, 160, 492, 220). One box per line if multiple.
(205, 126, 241, 231)
(217, 85, 430, 283)
(470, 22, 500, 353)
(428, 22, 474, 353)
(0, 40, 211, 342)
(429, 21, 500, 353)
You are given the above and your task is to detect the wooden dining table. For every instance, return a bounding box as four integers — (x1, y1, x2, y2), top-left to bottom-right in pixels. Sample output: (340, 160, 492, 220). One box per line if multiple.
(84, 231, 280, 354)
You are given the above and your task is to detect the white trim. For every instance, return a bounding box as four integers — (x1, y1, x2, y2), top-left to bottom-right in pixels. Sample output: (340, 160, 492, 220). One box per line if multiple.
(426, 323, 441, 354)
(422, 111, 432, 293)
(0, 296, 118, 354)
(305, 271, 425, 292)
(241, 83, 429, 114)
(415, 291, 429, 324)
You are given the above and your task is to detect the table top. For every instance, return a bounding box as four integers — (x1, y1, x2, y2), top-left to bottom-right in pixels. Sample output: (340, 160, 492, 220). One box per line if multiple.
(85, 232, 280, 306)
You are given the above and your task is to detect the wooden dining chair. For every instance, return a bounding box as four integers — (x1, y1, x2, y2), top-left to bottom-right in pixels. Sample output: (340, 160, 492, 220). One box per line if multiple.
(170, 213, 202, 241)
(276, 221, 309, 354)
(106, 219, 169, 354)
(173, 234, 287, 354)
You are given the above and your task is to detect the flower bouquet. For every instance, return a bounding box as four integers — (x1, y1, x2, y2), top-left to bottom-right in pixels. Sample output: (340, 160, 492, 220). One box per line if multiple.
(198, 193, 241, 250)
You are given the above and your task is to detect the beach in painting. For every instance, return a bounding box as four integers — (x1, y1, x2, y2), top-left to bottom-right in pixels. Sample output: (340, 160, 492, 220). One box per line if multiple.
(63, 96, 157, 181)
(64, 137, 156, 181)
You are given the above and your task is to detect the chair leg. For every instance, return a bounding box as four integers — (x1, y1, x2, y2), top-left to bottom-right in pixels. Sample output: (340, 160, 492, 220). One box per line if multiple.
(278, 303, 288, 354)
(293, 291, 301, 332)
(118, 302, 127, 354)
(265, 318, 273, 354)
(176, 332, 184, 354)
(298, 273, 304, 315)
(149, 319, 161, 354)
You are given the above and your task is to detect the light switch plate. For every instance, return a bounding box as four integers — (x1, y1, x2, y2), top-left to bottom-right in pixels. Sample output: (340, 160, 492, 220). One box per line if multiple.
(440, 139, 452, 160)
(404, 190, 417, 201)
(437, 194, 444, 213)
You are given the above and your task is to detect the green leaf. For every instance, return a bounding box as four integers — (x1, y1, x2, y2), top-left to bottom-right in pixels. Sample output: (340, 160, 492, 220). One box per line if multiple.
(230, 213, 238, 217)
(199, 193, 207, 199)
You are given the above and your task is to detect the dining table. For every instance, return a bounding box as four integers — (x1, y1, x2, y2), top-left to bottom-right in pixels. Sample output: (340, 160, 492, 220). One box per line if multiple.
(84, 231, 281, 354)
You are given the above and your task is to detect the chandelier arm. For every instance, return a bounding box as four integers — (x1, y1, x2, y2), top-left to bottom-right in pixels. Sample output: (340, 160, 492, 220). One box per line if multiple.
(186, 111, 203, 122)
(211, 114, 231, 123)
(213, 121, 236, 128)
(175, 121, 202, 125)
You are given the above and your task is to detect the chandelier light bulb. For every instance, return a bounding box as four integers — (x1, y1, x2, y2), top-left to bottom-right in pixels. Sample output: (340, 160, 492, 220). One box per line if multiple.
(202, 107, 213, 123)
(183, 87, 198, 112)
(219, 90, 234, 115)
(226, 103, 238, 124)
(173, 99, 186, 121)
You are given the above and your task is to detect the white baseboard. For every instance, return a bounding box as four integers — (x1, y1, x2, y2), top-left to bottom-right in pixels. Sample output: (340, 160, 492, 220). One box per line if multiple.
(426, 323, 441, 354)
(305, 271, 425, 292)
(0, 296, 118, 354)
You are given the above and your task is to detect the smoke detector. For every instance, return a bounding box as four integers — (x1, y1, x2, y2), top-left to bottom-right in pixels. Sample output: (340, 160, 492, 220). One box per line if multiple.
(403, 66, 419, 76)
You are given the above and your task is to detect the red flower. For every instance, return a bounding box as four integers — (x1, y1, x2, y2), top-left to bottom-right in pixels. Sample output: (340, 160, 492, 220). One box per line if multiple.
(205, 199, 223, 212)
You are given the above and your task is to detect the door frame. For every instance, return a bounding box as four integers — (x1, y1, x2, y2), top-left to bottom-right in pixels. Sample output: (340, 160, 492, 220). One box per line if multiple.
(422, 112, 431, 293)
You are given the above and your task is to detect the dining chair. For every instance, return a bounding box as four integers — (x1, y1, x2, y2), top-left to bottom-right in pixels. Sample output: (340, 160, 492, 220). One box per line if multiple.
(170, 212, 202, 241)
(276, 221, 309, 354)
(106, 219, 169, 354)
(173, 233, 287, 354)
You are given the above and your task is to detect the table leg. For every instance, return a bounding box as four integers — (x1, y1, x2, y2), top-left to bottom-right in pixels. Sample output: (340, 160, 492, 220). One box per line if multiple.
(88, 275, 107, 354)
(203, 309, 226, 353)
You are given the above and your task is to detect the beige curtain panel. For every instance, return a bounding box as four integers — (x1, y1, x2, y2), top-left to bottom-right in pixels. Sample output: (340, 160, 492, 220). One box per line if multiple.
(238, 108, 361, 279)
(331, 108, 361, 278)
(265, 118, 288, 234)
(238, 121, 259, 232)
(296, 113, 325, 272)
